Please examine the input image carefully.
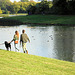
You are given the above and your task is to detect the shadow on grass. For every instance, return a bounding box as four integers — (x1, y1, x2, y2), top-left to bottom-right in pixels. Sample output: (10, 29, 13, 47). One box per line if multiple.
(0, 19, 22, 26)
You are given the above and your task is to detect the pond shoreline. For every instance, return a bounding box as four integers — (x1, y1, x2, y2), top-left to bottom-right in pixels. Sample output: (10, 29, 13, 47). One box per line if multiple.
(0, 15, 75, 26)
(0, 20, 75, 26)
(23, 22, 75, 26)
(0, 19, 22, 26)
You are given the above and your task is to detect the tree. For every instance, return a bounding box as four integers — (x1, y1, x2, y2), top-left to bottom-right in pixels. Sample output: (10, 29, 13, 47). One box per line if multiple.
(21, 0, 29, 2)
(52, 0, 68, 14)
(35, 1, 52, 14)
(53, 0, 59, 4)
(12, 1, 20, 14)
(26, 1, 36, 14)
(18, 2, 29, 13)
(0, 0, 11, 14)
(0, 8, 2, 14)
(67, 1, 75, 14)
(0, 0, 11, 10)
(27, 1, 53, 14)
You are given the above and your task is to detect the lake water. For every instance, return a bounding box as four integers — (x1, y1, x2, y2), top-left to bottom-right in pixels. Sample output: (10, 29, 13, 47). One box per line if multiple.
(0, 25, 75, 62)
(0, 17, 3, 18)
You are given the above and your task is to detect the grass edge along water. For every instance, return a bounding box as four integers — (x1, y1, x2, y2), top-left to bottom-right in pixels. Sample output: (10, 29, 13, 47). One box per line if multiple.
(0, 49, 75, 75)
(0, 15, 75, 26)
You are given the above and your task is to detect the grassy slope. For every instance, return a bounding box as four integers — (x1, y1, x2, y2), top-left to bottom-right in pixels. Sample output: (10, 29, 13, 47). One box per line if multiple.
(1, 15, 75, 25)
(0, 49, 75, 75)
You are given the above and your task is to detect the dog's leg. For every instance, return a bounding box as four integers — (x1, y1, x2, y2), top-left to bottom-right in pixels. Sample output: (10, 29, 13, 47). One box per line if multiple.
(10, 45, 11, 51)
(6, 48, 9, 51)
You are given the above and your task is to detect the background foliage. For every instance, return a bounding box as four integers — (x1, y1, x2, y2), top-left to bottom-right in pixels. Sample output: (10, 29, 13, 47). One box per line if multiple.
(0, 0, 75, 15)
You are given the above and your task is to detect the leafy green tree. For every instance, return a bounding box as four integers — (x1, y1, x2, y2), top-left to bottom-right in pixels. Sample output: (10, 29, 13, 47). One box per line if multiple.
(0, 0, 11, 10)
(26, 1, 36, 14)
(18, 2, 29, 13)
(21, 0, 29, 2)
(27, 5, 36, 14)
(53, 0, 59, 4)
(0, 0, 11, 14)
(40, 1, 51, 14)
(5, 9, 9, 14)
(0, 8, 2, 14)
(12, 1, 20, 14)
(53, 0, 68, 15)
(67, 1, 75, 14)
(27, 1, 53, 14)
(35, 1, 52, 14)
(28, 1, 36, 6)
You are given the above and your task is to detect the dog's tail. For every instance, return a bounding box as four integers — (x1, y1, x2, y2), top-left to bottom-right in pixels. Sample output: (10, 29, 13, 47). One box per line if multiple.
(0, 43, 4, 45)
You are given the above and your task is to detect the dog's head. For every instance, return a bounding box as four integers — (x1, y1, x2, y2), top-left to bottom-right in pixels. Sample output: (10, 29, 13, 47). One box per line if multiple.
(4, 41, 11, 50)
(5, 41, 8, 45)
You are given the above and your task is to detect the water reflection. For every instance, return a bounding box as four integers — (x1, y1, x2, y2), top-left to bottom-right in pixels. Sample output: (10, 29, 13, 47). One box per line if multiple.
(53, 26, 75, 62)
(0, 17, 3, 18)
(0, 25, 75, 62)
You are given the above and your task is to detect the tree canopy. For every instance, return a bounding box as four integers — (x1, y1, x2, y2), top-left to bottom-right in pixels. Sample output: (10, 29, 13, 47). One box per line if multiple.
(21, 0, 29, 2)
(0, 8, 2, 14)
(0, 0, 75, 15)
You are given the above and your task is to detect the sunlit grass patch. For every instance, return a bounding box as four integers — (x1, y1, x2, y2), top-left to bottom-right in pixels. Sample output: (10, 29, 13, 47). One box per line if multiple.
(0, 49, 75, 75)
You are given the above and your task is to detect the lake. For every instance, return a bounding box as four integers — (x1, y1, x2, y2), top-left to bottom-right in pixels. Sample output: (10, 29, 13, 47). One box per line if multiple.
(0, 25, 75, 62)
(0, 17, 3, 18)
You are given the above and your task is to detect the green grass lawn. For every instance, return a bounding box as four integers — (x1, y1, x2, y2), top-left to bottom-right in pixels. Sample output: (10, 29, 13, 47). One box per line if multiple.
(0, 49, 75, 75)
(1, 14, 75, 25)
